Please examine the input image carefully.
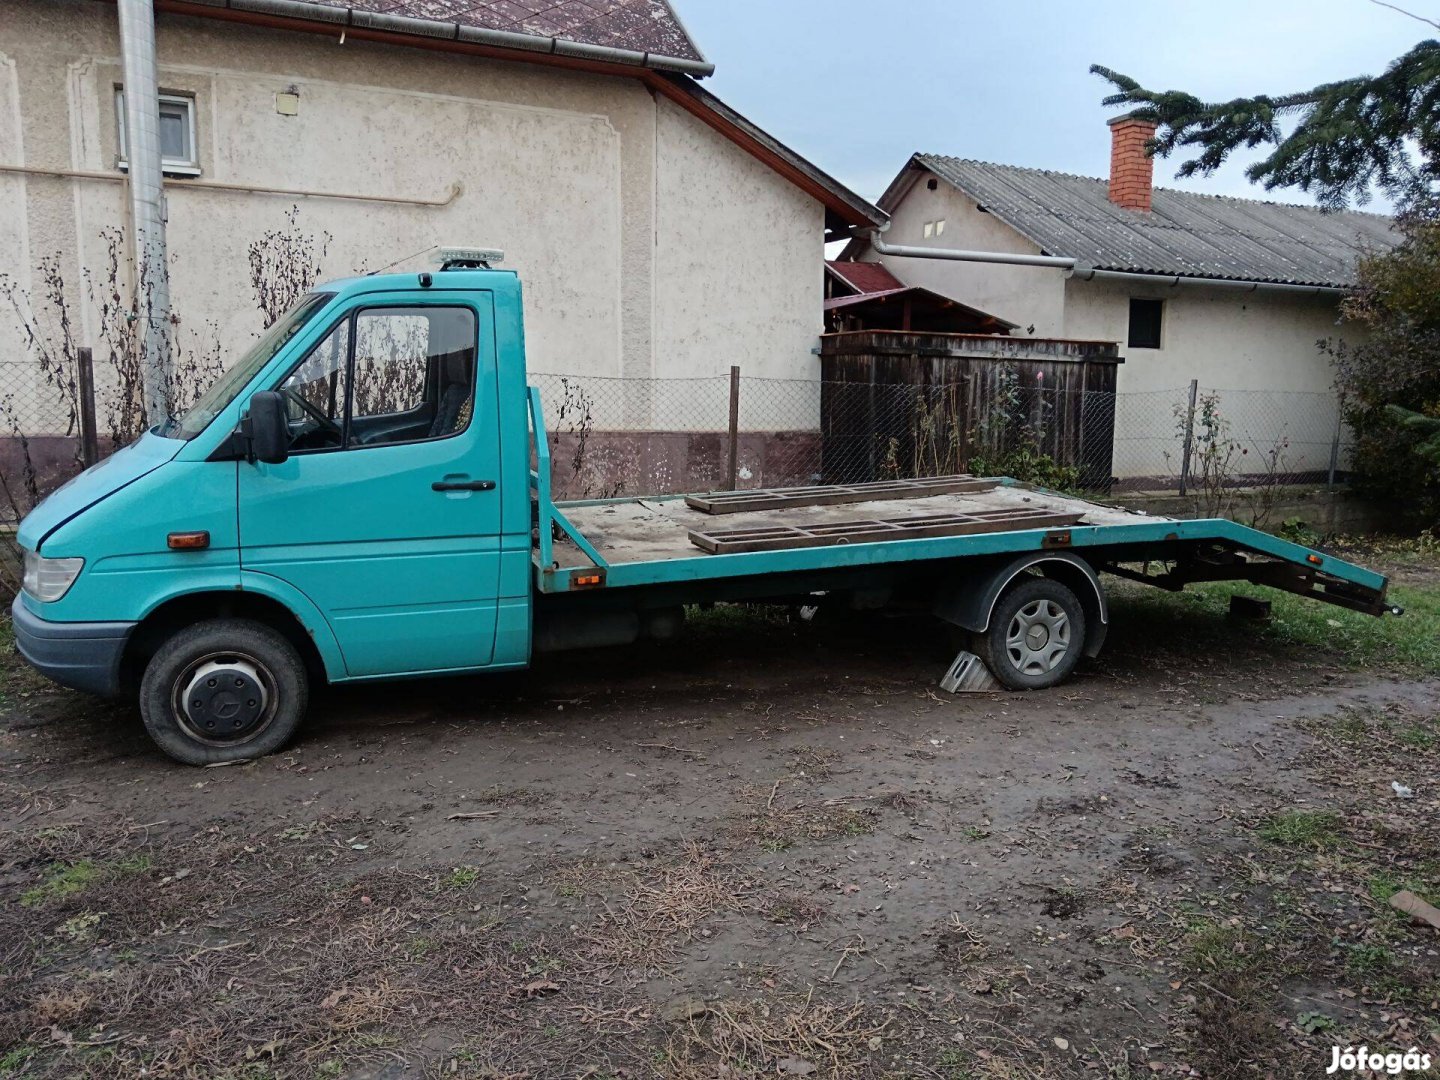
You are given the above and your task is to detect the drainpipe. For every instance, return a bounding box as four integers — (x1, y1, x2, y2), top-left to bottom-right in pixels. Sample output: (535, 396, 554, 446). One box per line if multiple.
(117, 0, 172, 427)
(867, 227, 1078, 270)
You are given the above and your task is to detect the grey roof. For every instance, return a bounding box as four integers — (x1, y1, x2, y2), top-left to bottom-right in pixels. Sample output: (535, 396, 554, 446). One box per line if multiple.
(910, 154, 1398, 288)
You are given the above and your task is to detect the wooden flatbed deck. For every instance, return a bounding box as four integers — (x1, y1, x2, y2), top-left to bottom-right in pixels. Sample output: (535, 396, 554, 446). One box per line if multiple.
(550, 485, 1159, 570)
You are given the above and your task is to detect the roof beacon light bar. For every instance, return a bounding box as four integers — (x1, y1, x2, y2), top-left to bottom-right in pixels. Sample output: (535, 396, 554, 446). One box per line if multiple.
(435, 247, 505, 269)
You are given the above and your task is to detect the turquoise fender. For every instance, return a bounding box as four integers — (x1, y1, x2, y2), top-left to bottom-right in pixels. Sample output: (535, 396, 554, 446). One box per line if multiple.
(236, 570, 348, 681)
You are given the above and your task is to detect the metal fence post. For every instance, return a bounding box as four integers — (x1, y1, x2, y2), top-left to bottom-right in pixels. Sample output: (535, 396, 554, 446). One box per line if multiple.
(1178, 378, 1198, 497)
(727, 365, 740, 491)
(76, 347, 100, 468)
(1328, 392, 1345, 491)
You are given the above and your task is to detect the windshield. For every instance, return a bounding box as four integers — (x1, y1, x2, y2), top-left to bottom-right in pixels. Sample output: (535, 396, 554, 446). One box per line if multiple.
(163, 292, 334, 440)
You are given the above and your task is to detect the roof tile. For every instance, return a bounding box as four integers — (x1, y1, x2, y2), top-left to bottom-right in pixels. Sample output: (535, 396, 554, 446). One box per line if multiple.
(825, 260, 905, 295)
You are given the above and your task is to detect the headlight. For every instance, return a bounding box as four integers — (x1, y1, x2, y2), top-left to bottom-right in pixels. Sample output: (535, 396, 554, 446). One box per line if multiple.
(22, 550, 84, 602)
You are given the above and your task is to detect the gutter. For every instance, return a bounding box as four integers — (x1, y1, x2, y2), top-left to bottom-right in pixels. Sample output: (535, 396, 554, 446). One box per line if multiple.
(1066, 266, 1349, 298)
(864, 227, 1351, 297)
(166, 0, 715, 77)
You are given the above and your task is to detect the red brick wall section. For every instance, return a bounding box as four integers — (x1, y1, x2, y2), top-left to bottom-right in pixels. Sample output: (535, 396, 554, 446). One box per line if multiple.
(1108, 116, 1158, 212)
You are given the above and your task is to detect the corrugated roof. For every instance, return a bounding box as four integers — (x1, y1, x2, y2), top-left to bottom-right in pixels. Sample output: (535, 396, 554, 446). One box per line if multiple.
(912, 155, 1398, 288)
(215, 0, 708, 71)
(825, 260, 904, 295)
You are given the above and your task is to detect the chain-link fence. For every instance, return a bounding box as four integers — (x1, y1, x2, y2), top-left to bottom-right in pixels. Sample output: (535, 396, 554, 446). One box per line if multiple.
(0, 357, 1352, 525)
(532, 371, 1351, 503)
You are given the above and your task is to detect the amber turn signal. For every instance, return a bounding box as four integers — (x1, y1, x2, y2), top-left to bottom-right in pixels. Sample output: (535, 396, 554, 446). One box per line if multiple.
(1306, 553, 1323, 565)
(167, 531, 211, 550)
(573, 572, 605, 588)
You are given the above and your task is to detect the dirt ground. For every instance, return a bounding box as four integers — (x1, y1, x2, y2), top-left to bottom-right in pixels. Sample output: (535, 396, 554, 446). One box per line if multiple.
(1, 557, 1438, 1079)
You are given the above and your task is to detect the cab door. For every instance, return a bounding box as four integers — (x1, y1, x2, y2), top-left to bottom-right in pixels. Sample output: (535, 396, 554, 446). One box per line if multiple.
(237, 292, 502, 678)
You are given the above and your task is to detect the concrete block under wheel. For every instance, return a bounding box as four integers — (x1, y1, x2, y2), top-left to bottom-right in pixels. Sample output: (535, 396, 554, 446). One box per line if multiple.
(940, 650, 1003, 693)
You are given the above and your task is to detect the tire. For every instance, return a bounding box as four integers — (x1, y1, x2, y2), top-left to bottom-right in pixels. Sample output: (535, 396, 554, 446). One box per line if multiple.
(973, 577, 1086, 691)
(139, 618, 308, 765)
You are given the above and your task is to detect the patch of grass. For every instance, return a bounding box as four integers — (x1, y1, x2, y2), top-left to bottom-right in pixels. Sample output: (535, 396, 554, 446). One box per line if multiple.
(55, 911, 103, 942)
(1109, 577, 1440, 677)
(1344, 943, 1393, 977)
(935, 1046, 976, 1079)
(403, 935, 436, 961)
(1256, 809, 1341, 849)
(1184, 922, 1259, 975)
(685, 602, 796, 642)
(443, 866, 480, 890)
(20, 861, 101, 907)
(19, 854, 151, 908)
(0, 1046, 35, 1076)
(1399, 723, 1436, 749)
(1366, 869, 1439, 909)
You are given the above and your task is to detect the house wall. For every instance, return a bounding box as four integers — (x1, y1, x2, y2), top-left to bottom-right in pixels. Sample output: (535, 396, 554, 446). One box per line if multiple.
(861, 175, 1067, 336)
(1062, 277, 1350, 480)
(0, 0, 825, 441)
(865, 170, 1361, 481)
(1061, 277, 1344, 396)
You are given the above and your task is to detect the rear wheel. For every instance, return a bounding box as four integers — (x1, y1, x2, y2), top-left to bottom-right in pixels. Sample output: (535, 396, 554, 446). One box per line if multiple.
(974, 577, 1086, 690)
(139, 618, 308, 765)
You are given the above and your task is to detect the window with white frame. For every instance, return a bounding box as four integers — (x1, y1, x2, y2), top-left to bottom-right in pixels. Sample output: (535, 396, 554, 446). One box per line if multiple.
(115, 90, 199, 176)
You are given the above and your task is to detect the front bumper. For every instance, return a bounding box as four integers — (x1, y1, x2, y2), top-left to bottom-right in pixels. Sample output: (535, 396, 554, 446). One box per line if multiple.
(9, 594, 135, 698)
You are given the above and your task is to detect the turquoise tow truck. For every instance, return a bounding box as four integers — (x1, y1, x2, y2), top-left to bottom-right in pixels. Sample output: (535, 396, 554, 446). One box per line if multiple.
(11, 251, 1398, 764)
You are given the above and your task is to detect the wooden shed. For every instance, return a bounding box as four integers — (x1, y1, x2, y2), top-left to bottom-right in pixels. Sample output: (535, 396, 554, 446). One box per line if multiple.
(818, 331, 1124, 491)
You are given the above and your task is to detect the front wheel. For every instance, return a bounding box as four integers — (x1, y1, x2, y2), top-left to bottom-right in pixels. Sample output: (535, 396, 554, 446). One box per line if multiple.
(973, 577, 1086, 691)
(139, 618, 308, 765)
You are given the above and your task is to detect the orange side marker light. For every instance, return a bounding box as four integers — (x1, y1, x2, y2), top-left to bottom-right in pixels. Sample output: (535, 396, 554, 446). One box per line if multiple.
(168, 531, 211, 550)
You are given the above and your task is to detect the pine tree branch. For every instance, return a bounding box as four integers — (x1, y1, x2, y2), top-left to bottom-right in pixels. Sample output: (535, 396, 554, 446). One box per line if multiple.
(1091, 41, 1440, 209)
(1367, 0, 1440, 33)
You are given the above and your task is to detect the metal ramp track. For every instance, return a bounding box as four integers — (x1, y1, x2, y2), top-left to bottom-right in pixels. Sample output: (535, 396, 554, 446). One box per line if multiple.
(688, 508, 1085, 555)
(684, 475, 997, 515)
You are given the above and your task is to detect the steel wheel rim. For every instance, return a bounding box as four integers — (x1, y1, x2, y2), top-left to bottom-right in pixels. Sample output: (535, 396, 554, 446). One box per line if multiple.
(1005, 599, 1072, 675)
(171, 649, 279, 747)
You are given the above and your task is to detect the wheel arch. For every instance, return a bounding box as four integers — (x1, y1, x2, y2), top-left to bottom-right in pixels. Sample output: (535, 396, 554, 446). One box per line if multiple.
(122, 589, 334, 691)
(932, 552, 1108, 658)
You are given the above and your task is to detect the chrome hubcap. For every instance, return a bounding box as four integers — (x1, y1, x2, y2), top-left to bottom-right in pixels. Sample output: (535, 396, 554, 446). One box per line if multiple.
(1006, 599, 1072, 675)
(174, 654, 275, 745)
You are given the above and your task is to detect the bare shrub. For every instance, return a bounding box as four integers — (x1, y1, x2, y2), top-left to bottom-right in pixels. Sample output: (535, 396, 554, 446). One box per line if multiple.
(0, 208, 330, 597)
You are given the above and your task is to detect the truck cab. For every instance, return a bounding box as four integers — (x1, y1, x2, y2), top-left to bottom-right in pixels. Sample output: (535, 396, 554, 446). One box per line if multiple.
(14, 257, 536, 763)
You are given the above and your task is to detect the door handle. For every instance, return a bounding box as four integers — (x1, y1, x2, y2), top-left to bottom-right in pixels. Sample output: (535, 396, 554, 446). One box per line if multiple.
(432, 480, 496, 492)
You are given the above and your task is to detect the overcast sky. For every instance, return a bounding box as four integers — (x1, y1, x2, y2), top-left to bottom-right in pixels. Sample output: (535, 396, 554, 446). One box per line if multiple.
(678, 0, 1428, 210)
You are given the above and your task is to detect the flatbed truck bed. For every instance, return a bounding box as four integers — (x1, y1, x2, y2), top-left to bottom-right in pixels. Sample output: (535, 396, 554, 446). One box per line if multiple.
(528, 388, 1393, 617)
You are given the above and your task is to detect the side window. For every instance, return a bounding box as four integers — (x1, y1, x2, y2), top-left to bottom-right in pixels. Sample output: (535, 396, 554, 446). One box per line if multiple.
(277, 320, 349, 452)
(349, 307, 476, 448)
(269, 305, 477, 454)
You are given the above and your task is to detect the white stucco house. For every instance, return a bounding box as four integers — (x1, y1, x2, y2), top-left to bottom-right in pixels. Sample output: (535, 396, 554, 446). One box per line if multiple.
(0, 0, 883, 392)
(839, 116, 1398, 480)
(0, 0, 888, 495)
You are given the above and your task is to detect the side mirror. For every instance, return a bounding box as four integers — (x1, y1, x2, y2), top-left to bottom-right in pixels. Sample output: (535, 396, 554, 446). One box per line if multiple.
(241, 391, 290, 465)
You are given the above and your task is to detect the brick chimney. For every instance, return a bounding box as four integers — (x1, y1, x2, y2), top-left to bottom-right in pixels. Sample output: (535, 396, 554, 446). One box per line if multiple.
(1107, 113, 1158, 212)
